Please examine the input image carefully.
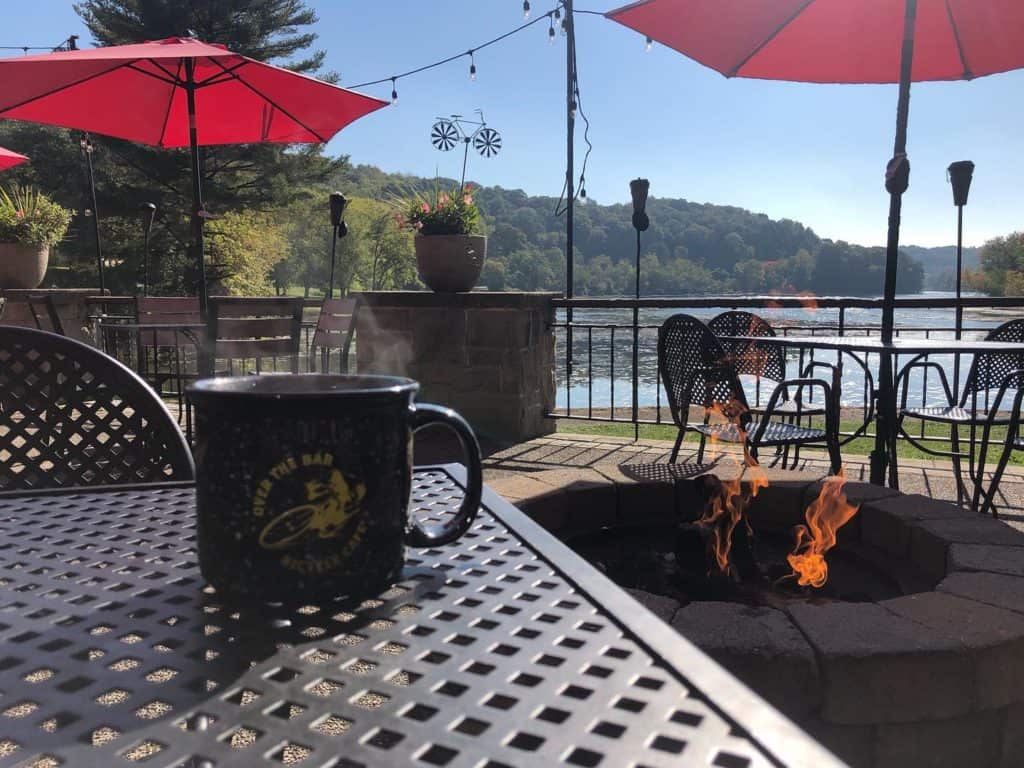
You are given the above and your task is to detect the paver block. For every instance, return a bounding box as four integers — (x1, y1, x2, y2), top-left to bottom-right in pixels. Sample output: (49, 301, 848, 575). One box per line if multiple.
(937, 571, 1024, 617)
(672, 602, 821, 719)
(948, 543, 1024, 578)
(874, 710, 1002, 768)
(1000, 702, 1024, 768)
(624, 588, 680, 624)
(787, 602, 972, 724)
(593, 463, 676, 524)
(747, 468, 823, 531)
(911, 517, 1024, 584)
(529, 468, 617, 534)
(801, 717, 875, 768)
(883, 591, 1024, 710)
(486, 474, 568, 532)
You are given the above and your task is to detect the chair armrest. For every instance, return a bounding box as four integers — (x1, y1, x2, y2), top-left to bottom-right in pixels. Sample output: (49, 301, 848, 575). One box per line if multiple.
(752, 377, 835, 442)
(896, 358, 954, 412)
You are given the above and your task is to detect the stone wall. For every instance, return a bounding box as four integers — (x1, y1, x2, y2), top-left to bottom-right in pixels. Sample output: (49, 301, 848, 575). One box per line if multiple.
(355, 291, 558, 443)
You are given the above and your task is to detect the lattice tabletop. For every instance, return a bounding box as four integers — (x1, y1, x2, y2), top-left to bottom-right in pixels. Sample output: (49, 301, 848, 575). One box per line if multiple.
(0, 468, 841, 768)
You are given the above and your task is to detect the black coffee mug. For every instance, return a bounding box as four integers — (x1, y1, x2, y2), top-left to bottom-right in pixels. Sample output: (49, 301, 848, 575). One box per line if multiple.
(187, 374, 482, 601)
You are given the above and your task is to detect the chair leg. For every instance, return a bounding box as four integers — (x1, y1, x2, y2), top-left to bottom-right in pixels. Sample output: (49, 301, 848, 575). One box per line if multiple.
(951, 426, 968, 507)
(696, 432, 707, 465)
(978, 438, 1014, 518)
(670, 430, 685, 464)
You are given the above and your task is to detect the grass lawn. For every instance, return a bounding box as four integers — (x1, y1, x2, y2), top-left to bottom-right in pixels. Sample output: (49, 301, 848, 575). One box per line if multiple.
(557, 418, 1024, 466)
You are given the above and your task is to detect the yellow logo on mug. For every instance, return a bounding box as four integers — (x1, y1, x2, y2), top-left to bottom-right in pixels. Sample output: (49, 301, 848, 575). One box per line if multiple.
(253, 453, 368, 574)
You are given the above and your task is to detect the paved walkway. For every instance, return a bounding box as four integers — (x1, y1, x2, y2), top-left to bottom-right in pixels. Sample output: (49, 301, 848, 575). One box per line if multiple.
(479, 432, 1024, 521)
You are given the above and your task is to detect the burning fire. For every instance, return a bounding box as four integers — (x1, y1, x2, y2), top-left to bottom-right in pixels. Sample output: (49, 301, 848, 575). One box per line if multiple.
(787, 472, 859, 588)
(697, 400, 768, 574)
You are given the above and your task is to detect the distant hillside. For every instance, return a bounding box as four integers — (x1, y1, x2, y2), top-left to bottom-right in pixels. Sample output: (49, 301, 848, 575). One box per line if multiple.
(901, 245, 981, 290)
(342, 164, 925, 296)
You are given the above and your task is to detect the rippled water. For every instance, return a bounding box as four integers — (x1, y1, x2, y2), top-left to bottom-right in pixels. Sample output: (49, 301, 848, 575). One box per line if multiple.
(554, 292, 1019, 413)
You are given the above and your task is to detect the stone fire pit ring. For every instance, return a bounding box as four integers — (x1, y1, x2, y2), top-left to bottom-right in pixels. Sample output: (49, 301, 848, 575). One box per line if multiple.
(488, 463, 1024, 768)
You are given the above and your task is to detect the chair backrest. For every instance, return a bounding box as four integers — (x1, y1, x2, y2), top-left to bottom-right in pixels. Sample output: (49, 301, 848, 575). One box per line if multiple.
(707, 310, 787, 383)
(205, 297, 305, 375)
(963, 318, 1024, 402)
(27, 294, 65, 336)
(0, 326, 194, 491)
(658, 313, 747, 427)
(311, 297, 360, 373)
(136, 296, 202, 348)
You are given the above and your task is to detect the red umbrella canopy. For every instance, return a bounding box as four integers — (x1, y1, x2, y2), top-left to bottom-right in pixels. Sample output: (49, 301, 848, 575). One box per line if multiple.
(0, 37, 388, 147)
(0, 147, 28, 171)
(606, 0, 1024, 83)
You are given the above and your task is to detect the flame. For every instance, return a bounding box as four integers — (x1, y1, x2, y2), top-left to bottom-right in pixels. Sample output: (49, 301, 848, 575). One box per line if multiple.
(697, 400, 767, 573)
(787, 472, 859, 588)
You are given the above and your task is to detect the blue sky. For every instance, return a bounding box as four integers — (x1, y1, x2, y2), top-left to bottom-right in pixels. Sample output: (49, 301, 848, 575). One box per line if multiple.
(8, 1, 1024, 247)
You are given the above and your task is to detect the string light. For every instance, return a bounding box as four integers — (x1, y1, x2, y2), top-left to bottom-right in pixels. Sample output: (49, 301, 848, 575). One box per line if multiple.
(469, 50, 477, 81)
(561, 17, 568, 36)
(548, 15, 556, 44)
(523, 0, 531, 20)
(390, 77, 398, 104)
(569, 99, 577, 120)
(645, 36, 653, 53)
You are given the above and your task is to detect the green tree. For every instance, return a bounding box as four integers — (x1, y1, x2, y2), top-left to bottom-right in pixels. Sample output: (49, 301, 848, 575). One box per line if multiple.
(206, 210, 290, 295)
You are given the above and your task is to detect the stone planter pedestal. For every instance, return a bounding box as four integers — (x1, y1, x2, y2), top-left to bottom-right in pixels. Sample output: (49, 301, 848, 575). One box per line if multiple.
(355, 291, 558, 444)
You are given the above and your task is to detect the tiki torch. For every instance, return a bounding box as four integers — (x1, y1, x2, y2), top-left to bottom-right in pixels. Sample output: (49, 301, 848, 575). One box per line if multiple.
(630, 178, 650, 441)
(328, 192, 349, 299)
(948, 160, 974, 397)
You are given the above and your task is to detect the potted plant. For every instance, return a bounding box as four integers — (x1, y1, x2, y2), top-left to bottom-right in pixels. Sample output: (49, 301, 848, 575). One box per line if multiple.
(0, 186, 72, 289)
(398, 182, 486, 293)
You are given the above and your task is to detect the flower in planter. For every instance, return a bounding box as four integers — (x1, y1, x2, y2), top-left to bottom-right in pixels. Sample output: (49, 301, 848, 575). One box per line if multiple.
(396, 180, 481, 237)
(0, 186, 71, 248)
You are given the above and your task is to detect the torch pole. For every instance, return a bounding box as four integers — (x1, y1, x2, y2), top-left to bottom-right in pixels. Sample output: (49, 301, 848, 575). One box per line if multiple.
(954, 203, 964, 396)
(328, 225, 338, 300)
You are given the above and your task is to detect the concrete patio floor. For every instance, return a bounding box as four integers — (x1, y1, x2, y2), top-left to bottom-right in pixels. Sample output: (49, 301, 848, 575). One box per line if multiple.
(476, 432, 1024, 524)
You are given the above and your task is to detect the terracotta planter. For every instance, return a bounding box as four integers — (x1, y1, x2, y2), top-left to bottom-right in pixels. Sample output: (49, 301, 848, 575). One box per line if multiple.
(414, 234, 486, 293)
(0, 243, 49, 289)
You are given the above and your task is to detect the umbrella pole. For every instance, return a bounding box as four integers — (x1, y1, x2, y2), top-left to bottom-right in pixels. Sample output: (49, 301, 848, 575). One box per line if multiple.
(185, 58, 209, 320)
(82, 135, 104, 294)
(871, 0, 917, 487)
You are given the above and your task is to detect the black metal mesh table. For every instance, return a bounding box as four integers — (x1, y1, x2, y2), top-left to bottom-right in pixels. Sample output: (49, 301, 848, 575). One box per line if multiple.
(0, 468, 841, 768)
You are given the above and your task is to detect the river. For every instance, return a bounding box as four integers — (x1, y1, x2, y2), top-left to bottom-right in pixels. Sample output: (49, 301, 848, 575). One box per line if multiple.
(554, 291, 1020, 413)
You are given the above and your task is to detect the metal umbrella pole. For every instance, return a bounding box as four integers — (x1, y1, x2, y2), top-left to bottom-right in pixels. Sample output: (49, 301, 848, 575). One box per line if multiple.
(139, 202, 156, 295)
(630, 179, 650, 443)
(80, 135, 104, 293)
(870, 0, 917, 487)
(327, 192, 349, 299)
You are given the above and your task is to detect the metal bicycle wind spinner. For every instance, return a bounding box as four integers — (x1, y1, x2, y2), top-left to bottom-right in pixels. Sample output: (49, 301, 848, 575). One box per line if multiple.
(430, 110, 502, 190)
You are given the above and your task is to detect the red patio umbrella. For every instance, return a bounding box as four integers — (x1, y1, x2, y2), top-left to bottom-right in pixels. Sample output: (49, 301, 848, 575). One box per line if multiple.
(0, 147, 28, 171)
(0, 37, 388, 314)
(606, 0, 1024, 343)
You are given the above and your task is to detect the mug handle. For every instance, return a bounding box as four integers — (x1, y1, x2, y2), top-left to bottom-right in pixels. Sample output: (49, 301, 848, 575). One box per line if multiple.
(406, 403, 483, 547)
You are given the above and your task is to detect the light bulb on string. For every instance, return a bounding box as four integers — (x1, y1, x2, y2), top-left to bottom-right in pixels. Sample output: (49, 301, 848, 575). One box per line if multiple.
(548, 17, 556, 44)
(522, 0, 530, 19)
(553, 7, 560, 20)
(645, 36, 653, 53)
(569, 99, 577, 120)
(561, 18, 568, 36)
(579, 178, 587, 200)
(469, 51, 476, 81)
(390, 77, 398, 104)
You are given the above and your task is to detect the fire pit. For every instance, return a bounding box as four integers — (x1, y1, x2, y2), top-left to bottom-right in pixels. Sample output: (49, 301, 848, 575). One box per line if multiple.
(489, 461, 1024, 768)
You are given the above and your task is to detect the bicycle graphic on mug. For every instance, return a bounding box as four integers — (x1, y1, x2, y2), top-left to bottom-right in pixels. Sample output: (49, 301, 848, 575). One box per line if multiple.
(258, 468, 366, 551)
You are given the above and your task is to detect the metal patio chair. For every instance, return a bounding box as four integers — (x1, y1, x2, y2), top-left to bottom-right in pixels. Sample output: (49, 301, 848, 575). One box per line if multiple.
(0, 326, 194, 491)
(658, 313, 842, 473)
(898, 318, 1024, 507)
(202, 296, 305, 377)
(971, 368, 1024, 517)
(308, 297, 360, 373)
(709, 310, 840, 468)
(27, 294, 65, 336)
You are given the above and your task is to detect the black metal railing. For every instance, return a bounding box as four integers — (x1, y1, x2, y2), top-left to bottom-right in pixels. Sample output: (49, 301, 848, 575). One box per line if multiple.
(548, 295, 1024, 450)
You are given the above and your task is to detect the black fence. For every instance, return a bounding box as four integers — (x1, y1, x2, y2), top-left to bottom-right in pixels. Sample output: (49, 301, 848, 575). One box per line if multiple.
(548, 295, 1024, 450)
